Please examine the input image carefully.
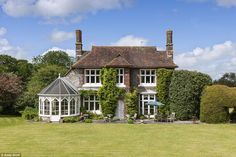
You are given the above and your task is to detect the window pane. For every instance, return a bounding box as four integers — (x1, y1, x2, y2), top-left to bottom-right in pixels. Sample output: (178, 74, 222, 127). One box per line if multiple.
(86, 70, 90, 75)
(144, 103, 148, 115)
(120, 69, 124, 74)
(90, 102, 94, 110)
(120, 76, 123, 83)
(96, 70, 100, 75)
(150, 95, 154, 100)
(91, 76, 95, 83)
(86, 76, 90, 83)
(151, 76, 155, 83)
(95, 102, 99, 110)
(91, 70, 95, 75)
(144, 95, 148, 100)
(96, 76, 100, 83)
(141, 76, 145, 83)
(151, 70, 155, 75)
(90, 95, 94, 100)
(150, 105, 154, 115)
(141, 70, 145, 75)
(146, 76, 150, 83)
(146, 70, 150, 75)
(84, 102, 89, 110)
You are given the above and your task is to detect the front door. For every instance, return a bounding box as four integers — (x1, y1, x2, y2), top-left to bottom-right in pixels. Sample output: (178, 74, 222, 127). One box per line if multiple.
(50, 99, 60, 122)
(115, 100, 125, 119)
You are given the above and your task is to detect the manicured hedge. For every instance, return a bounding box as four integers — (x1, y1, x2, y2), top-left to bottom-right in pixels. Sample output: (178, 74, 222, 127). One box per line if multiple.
(200, 85, 236, 123)
(169, 70, 212, 120)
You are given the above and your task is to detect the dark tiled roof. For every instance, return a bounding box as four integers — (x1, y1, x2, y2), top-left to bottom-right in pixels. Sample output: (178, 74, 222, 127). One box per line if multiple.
(39, 77, 78, 95)
(72, 46, 177, 69)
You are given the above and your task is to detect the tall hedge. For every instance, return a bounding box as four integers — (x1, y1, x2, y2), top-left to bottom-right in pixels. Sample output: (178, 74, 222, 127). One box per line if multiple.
(169, 70, 212, 120)
(97, 68, 125, 116)
(156, 68, 173, 109)
(200, 85, 236, 123)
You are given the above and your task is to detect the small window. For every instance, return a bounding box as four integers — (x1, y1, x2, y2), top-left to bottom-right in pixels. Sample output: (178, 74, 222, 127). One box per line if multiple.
(117, 68, 124, 84)
(140, 69, 156, 84)
(61, 99, 68, 115)
(84, 69, 101, 84)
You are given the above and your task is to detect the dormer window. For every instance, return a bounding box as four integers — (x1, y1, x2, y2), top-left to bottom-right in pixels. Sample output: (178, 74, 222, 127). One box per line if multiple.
(85, 69, 101, 84)
(116, 68, 124, 84)
(140, 69, 156, 86)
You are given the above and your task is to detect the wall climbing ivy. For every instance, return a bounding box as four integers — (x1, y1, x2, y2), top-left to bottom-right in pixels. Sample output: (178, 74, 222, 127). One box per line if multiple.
(97, 68, 125, 116)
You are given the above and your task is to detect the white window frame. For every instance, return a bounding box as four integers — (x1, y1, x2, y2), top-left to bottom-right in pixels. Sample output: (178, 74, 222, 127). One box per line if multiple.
(116, 68, 124, 85)
(139, 94, 156, 116)
(44, 99, 50, 115)
(139, 69, 156, 86)
(70, 98, 76, 115)
(61, 99, 69, 116)
(84, 69, 101, 87)
(83, 95, 100, 113)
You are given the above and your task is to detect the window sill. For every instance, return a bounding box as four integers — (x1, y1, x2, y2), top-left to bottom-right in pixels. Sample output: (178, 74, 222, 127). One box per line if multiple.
(139, 83, 156, 87)
(116, 84, 126, 88)
(82, 83, 102, 87)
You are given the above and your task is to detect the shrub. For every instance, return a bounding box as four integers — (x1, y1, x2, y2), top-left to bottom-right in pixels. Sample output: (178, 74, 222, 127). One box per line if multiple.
(21, 107, 38, 120)
(156, 68, 173, 110)
(88, 112, 103, 120)
(125, 89, 138, 116)
(169, 70, 212, 120)
(84, 119, 93, 123)
(127, 119, 134, 124)
(200, 85, 236, 123)
(63, 116, 79, 123)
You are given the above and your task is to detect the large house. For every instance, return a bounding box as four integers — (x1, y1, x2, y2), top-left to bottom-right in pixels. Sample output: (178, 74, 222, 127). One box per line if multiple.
(38, 30, 177, 122)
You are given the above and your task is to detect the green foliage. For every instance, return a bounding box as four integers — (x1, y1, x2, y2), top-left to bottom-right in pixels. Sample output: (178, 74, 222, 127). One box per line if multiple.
(80, 90, 98, 98)
(63, 116, 79, 123)
(127, 119, 134, 124)
(84, 119, 93, 123)
(17, 64, 67, 108)
(87, 112, 103, 120)
(214, 72, 236, 87)
(97, 68, 125, 116)
(33, 51, 73, 68)
(125, 89, 138, 116)
(169, 70, 212, 120)
(21, 107, 38, 120)
(200, 85, 236, 123)
(156, 68, 173, 110)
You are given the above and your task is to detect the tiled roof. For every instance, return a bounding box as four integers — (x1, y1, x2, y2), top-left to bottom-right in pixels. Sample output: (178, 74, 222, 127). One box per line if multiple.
(72, 46, 177, 69)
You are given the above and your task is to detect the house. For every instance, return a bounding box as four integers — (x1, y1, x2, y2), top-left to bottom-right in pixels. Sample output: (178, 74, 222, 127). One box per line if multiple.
(38, 30, 177, 122)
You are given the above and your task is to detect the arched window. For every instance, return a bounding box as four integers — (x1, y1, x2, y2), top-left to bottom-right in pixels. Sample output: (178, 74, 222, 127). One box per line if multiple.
(52, 99, 59, 115)
(44, 99, 50, 115)
(70, 99, 76, 115)
(61, 99, 68, 115)
(39, 99, 43, 114)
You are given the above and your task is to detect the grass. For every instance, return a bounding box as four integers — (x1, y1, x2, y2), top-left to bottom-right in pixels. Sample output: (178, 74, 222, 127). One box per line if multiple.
(1, 117, 236, 157)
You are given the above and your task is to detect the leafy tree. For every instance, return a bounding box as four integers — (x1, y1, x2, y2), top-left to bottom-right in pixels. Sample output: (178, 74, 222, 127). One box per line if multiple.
(0, 55, 18, 73)
(200, 85, 236, 123)
(156, 68, 173, 110)
(169, 70, 212, 120)
(214, 72, 236, 87)
(33, 51, 73, 68)
(0, 73, 23, 114)
(15, 60, 34, 83)
(17, 65, 67, 109)
(97, 68, 125, 116)
(125, 89, 138, 116)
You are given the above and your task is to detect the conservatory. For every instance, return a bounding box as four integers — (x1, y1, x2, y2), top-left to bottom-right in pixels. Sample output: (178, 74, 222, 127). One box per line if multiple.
(38, 76, 80, 122)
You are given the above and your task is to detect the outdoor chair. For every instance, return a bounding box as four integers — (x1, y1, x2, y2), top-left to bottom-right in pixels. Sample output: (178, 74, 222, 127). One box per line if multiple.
(167, 112, 175, 123)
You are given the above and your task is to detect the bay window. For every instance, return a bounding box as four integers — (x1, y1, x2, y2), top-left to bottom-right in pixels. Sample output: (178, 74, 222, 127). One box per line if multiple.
(139, 94, 156, 115)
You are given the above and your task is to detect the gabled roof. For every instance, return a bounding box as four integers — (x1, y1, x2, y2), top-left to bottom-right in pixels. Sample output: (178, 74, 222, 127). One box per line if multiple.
(72, 46, 177, 69)
(39, 77, 78, 95)
(105, 54, 132, 68)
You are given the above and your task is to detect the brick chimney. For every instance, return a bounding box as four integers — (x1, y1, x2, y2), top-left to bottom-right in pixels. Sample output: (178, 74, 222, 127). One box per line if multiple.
(166, 30, 173, 59)
(75, 29, 83, 60)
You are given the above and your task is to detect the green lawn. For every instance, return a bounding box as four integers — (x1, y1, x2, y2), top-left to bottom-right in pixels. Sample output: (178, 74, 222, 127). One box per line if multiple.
(1, 117, 236, 157)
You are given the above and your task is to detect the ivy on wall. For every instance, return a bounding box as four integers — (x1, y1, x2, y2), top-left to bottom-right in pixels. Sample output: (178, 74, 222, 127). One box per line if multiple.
(80, 90, 97, 98)
(125, 88, 138, 116)
(156, 68, 173, 110)
(97, 68, 125, 116)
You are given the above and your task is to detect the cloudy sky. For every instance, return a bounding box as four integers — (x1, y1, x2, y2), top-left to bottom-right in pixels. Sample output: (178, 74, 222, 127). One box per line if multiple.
(0, 0, 236, 79)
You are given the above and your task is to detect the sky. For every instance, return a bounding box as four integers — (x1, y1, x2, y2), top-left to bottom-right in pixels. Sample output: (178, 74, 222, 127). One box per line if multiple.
(0, 0, 236, 79)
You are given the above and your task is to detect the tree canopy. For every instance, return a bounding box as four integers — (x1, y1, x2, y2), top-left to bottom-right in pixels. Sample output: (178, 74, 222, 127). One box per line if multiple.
(214, 72, 236, 87)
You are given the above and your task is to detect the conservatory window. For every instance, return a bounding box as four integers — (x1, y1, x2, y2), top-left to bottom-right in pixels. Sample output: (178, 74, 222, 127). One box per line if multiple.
(61, 99, 68, 115)
(139, 94, 156, 115)
(44, 99, 50, 115)
(52, 99, 59, 115)
(83, 95, 100, 112)
(70, 99, 76, 115)
(116, 68, 124, 84)
(85, 69, 101, 84)
(39, 99, 43, 114)
(140, 69, 156, 85)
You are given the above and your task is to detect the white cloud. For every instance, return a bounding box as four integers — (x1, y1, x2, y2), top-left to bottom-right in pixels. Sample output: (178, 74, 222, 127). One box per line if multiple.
(216, 0, 236, 7)
(0, 0, 132, 23)
(112, 35, 148, 46)
(42, 47, 75, 57)
(175, 41, 236, 79)
(0, 27, 7, 36)
(0, 27, 27, 59)
(50, 30, 74, 43)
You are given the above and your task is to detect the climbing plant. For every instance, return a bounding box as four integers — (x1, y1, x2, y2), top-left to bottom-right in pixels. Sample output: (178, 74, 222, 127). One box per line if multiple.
(125, 89, 138, 116)
(80, 90, 97, 98)
(97, 68, 125, 116)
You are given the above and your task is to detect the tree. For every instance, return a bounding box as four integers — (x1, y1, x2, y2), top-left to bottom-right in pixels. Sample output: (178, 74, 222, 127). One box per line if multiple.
(156, 68, 173, 110)
(33, 51, 73, 68)
(15, 60, 34, 83)
(0, 55, 18, 73)
(17, 65, 67, 109)
(169, 70, 212, 120)
(0, 73, 23, 114)
(214, 72, 236, 87)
